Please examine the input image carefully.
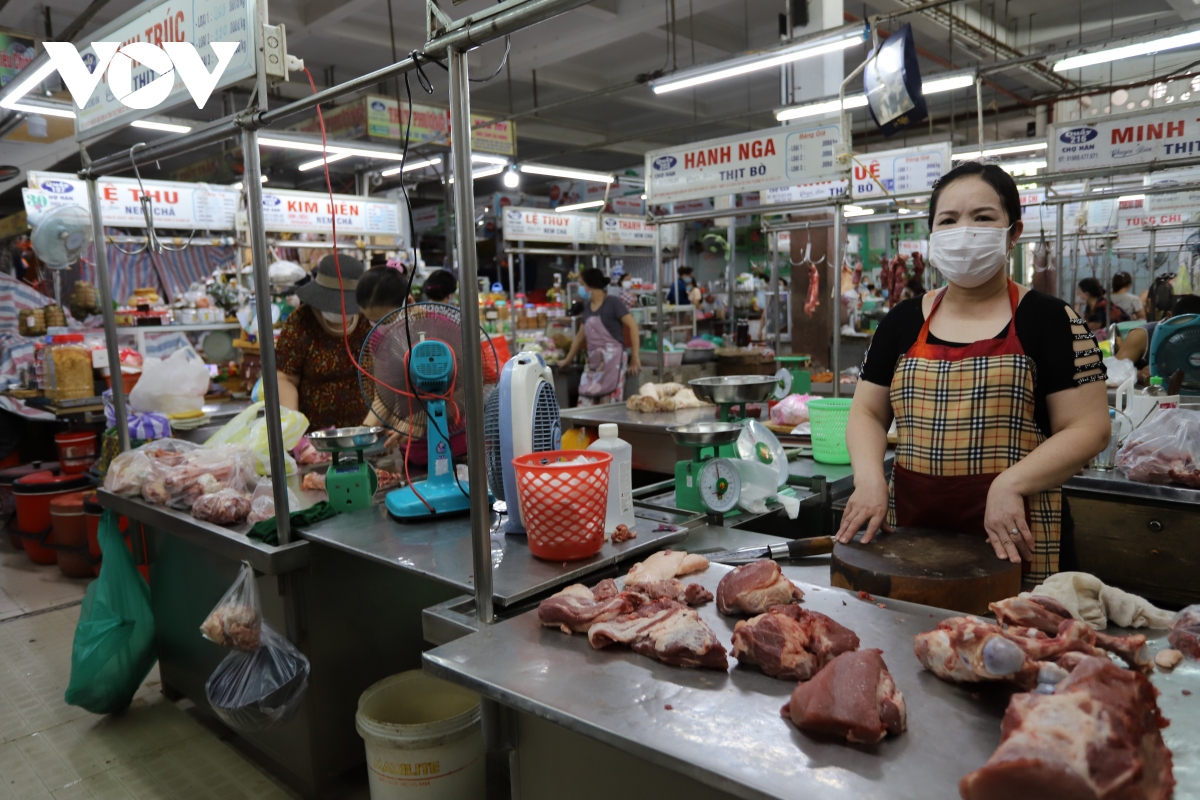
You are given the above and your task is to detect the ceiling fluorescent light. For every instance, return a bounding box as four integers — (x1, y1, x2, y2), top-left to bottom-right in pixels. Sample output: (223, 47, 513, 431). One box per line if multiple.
(776, 71, 973, 122)
(472, 154, 509, 166)
(380, 157, 443, 177)
(519, 164, 614, 183)
(1117, 194, 1145, 203)
(556, 200, 606, 212)
(258, 137, 330, 154)
(921, 74, 975, 94)
(131, 120, 192, 133)
(298, 153, 353, 171)
(446, 165, 507, 184)
(1054, 29, 1200, 72)
(1000, 160, 1047, 176)
(231, 175, 269, 190)
(954, 141, 1048, 160)
(651, 26, 865, 94)
(4, 101, 75, 118)
(844, 205, 874, 217)
(0, 60, 56, 111)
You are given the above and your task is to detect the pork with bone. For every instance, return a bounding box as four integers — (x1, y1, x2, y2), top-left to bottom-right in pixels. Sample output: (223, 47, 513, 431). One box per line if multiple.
(804, 261, 820, 317)
(959, 656, 1174, 800)
(624, 550, 710, 587)
(716, 559, 804, 616)
(624, 578, 712, 606)
(588, 598, 729, 670)
(781, 649, 907, 744)
(990, 596, 1152, 671)
(537, 581, 645, 634)
(732, 605, 860, 681)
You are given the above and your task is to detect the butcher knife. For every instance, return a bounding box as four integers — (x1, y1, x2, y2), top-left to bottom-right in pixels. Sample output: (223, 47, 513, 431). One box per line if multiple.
(704, 536, 835, 564)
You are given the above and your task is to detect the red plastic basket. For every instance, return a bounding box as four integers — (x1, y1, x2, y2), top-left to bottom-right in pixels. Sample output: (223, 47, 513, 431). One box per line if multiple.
(513, 449, 612, 561)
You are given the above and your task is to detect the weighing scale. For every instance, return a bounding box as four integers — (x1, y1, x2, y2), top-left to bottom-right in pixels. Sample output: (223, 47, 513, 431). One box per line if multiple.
(667, 422, 744, 515)
(774, 355, 812, 397)
(688, 375, 778, 457)
(308, 426, 383, 512)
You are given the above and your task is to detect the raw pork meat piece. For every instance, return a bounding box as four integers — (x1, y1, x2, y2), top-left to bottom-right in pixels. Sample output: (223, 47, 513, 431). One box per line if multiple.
(732, 605, 859, 680)
(622, 579, 711, 606)
(781, 649, 906, 744)
(537, 582, 645, 634)
(911, 252, 926, 283)
(991, 596, 1152, 671)
(959, 656, 1174, 800)
(804, 262, 820, 317)
(1167, 604, 1200, 659)
(625, 550, 709, 586)
(716, 559, 804, 616)
(684, 583, 714, 605)
(588, 599, 729, 670)
(301, 471, 326, 492)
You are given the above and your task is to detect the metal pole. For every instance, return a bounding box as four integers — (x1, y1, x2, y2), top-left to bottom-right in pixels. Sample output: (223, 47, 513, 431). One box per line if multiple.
(770, 231, 782, 355)
(448, 47, 494, 625)
(1103, 238, 1112, 329)
(655, 225, 665, 382)
(727, 195, 736, 340)
(84, 171, 130, 451)
(507, 244, 517, 353)
(241, 128, 292, 545)
(1055, 204, 1065, 300)
(975, 76, 985, 152)
(832, 208, 843, 399)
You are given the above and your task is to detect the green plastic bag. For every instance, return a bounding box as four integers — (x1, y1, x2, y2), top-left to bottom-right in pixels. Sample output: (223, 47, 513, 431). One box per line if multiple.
(64, 510, 157, 715)
(205, 402, 308, 476)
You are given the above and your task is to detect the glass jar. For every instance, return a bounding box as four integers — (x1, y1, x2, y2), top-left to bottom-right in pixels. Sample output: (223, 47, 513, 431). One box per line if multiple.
(44, 334, 95, 401)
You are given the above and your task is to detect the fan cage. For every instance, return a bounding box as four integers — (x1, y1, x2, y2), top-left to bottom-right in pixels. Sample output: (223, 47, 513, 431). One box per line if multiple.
(531, 382, 562, 452)
(1155, 328, 1200, 390)
(484, 389, 504, 500)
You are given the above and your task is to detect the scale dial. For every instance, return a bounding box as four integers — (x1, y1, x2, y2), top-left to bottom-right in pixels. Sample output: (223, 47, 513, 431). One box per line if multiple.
(698, 457, 741, 514)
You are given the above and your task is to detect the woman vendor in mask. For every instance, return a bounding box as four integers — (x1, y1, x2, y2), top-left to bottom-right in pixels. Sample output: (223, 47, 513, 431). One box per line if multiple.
(834, 162, 1110, 588)
(558, 268, 641, 406)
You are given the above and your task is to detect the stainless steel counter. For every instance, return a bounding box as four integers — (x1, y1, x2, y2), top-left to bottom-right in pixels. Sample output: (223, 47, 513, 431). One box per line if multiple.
(425, 563, 1200, 800)
(559, 404, 725, 474)
(1064, 468, 1200, 506)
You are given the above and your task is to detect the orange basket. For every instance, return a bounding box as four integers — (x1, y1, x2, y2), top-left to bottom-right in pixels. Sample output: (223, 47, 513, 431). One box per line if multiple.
(512, 449, 612, 561)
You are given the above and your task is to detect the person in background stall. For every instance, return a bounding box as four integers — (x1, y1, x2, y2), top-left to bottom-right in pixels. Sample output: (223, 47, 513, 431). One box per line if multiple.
(1115, 294, 1200, 384)
(558, 267, 640, 406)
(356, 266, 412, 324)
(1110, 271, 1145, 321)
(665, 265, 695, 305)
(275, 255, 369, 431)
(421, 269, 458, 304)
(1077, 277, 1126, 330)
(618, 274, 638, 308)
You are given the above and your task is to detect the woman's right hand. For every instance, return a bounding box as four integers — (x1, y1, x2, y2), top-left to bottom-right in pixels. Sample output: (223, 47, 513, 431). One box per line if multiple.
(835, 474, 892, 545)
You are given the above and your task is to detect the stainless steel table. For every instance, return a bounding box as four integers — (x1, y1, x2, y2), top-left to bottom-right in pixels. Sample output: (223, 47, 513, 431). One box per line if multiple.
(559, 404, 724, 474)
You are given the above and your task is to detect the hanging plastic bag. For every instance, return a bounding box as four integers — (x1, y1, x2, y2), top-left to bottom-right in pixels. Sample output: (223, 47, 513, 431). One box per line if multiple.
(205, 624, 310, 731)
(200, 562, 262, 650)
(1104, 356, 1137, 388)
(205, 402, 308, 476)
(128, 347, 212, 415)
(246, 479, 299, 524)
(64, 510, 157, 715)
(141, 444, 257, 509)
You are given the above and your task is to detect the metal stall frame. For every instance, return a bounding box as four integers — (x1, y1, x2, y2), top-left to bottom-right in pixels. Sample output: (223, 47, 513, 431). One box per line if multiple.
(77, 0, 602, 610)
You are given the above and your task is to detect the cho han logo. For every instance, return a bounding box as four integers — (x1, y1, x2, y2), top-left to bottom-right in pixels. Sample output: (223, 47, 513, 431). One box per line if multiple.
(1059, 127, 1098, 145)
(370, 100, 386, 111)
(45, 41, 240, 111)
(41, 180, 74, 194)
(653, 155, 677, 171)
(263, 195, 282, 207)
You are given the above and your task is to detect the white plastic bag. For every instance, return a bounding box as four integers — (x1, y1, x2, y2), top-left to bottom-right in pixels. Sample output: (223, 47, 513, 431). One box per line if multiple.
(1104, 356, 1136, 388)
(770, 394, 813, 427)
(246, 479, 299, 523)
(1115, 408, 1200, 487)
(128, 347, 211, 414)
(200, 562, 262, 650)
(205, 402, 308, 476)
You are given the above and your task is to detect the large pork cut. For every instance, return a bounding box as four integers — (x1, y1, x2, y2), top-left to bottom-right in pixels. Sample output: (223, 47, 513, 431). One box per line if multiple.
(781, 649, 907, 744)
(537, 580, 645, 634)
(959, 656, 1174, 800)
(991, 596, 1152, 671)
(732, 605, 860, 681)
(625, 550, 710, 587)
(1168, 604, 1200, 659)
(588, 598, 729, 670)
(716, 559, 804, 616)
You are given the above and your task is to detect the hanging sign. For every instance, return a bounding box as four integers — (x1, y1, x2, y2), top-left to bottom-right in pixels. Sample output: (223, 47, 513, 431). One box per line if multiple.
(27, 171, 239, 229)
(1048, 103, 1200, 173)
(502, 207, 598, 243)
(366, 96, 448, 144)
(645, 123, 844, 204)
(0, 29, 35, 88)
(599, 215, 655, 246)
(762, 179, 848, 205)
(897, 239, 927, 258)
(71, 0, 258, 140)
(412, 205, 443, 233)
(257, 188, 401, 235)
(1143, 166, 1200, 222)
(850, 143, 951, 199)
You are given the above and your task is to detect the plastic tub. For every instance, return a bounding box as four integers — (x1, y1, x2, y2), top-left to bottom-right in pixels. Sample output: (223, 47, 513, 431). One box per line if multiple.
(512, 450, 611, 561)
(807, 398, 853, 465)
(14, 471, 93, 564)
(356, 671, 483, 799)
(55, 431, 98, 474)
(0, 461, 61, 549)
(51, 491, 92, 578)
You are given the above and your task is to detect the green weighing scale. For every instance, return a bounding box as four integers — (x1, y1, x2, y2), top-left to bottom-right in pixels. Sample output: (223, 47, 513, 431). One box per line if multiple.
(308, 426, 383, 512)
(774, 355, 812, 397)
(689, 375, 780, 430)
(667, 422, 745, 515)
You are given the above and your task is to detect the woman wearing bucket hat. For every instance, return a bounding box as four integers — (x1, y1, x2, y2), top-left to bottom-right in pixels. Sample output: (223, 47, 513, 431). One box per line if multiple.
(276, 255, 370, 431)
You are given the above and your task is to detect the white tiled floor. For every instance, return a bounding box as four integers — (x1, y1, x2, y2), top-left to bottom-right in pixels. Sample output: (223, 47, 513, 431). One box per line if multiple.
(0, 542, 90, 623)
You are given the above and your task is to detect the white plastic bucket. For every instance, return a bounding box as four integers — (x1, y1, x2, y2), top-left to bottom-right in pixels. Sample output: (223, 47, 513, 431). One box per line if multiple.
(356, 671, 484, 799)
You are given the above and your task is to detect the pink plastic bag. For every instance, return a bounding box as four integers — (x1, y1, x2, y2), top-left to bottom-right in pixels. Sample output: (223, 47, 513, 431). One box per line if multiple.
(770, 394, 813, 427)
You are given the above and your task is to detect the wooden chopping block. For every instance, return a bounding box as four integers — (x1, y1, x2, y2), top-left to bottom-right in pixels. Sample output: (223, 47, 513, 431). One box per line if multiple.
(831, 527, 1022, 615)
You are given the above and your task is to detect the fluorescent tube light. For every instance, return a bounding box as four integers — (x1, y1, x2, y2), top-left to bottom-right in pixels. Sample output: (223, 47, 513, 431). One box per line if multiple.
(1117, 194, 1145, 203)
(1000, 160, 1047, 176)
(446, 165, 507, 184)
(920, 74, 975, 94)
(4, 101, 75, 118)
(776, 71, 972, 122)
(0, 60, 56, 111)
(519, 164, 614, 183)
(131, 120, 192, 133)
(844, 205, 874, 217)
(380, 157, 443, 177)
(231, 176, 269, 190)
(298, 153, 353, 171)
(1054, 29, 1200, 72)
(651, 26, 865, 94)
(258, 137, 330, 153)
(954, 141, 1048, 160)
(555, 200, 606, 212)
(472, 154, 509, 166)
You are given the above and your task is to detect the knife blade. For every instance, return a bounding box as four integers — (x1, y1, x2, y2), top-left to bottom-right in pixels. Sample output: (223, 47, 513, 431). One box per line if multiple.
(704, 536, 835, 564)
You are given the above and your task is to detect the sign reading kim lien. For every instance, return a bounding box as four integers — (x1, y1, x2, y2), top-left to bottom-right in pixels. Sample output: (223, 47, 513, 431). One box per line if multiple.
(1048, 103, 1200, 172)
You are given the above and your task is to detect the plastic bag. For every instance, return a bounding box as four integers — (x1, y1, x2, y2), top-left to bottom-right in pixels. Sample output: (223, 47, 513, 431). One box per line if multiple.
(770, 393, 813, 427)
(103, 438, 198, 497)
(128, 347, 211, 415)
(1115, 408, 1200, 487)
(1104, 356, 1136, 388)
(192, 488, 253, 525)
(64, 510, 157, 714)
(142, 444, 258, 509)
(205, 624, 310, 731)
(247, 479, 299, 524)
(1168, 605, 1200, 659)
(205, 402, 308, 476)
(201, 562, 262, 650)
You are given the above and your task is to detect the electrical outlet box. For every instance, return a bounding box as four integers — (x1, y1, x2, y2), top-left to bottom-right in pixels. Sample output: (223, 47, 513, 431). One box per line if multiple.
(262, 23, 289, 82)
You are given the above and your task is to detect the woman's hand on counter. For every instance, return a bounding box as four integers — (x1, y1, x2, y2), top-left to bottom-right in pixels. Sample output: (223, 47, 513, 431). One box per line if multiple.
(835, 474, 892, 545)
(983, 473, 1034, 564)
(628, 353, 641, 376)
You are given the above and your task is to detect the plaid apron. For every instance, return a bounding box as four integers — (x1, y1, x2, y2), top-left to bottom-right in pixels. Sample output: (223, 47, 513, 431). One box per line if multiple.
(888, 280, 1061, 586)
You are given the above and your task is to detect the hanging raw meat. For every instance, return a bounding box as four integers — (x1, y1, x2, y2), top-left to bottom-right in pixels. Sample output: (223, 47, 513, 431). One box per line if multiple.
(804, 261, 820, 317)
(889, 255, 908, 307)
(878, 254, 892, 295)
(1031, 238, 1057, 295)
(911, 251, 926, 284)
(852, 259, 862, 288)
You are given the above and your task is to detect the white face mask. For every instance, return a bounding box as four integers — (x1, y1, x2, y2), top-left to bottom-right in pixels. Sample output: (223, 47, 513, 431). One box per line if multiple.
(928, 226, 1011, 289)
(320, 310, 356, 328)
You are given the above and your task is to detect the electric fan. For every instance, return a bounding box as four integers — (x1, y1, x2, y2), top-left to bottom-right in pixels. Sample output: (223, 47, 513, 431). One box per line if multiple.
(360, 302, 500, 519)
(30, 205, 93, 305)
(484, 352, 562, 534)
(703, 233, 730, 259)
(1149, 313, 1200, 395)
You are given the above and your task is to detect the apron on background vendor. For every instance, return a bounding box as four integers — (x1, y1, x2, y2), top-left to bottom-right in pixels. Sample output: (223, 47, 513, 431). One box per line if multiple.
(558, 268, 641, 406)
(835, 162, 1111, 588)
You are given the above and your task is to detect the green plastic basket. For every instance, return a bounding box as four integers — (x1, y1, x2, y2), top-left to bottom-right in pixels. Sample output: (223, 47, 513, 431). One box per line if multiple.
(807, 398, 853, 464)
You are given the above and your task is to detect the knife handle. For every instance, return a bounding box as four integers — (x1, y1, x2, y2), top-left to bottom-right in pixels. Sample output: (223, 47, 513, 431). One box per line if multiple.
(768, 536, 835, 560)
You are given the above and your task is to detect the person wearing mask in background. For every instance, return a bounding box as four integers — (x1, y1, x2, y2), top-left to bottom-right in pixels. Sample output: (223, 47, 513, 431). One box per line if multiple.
(559, 267, 641, 406)
(618, 274, 637, 308)
(1110, 271, 1145, 321)
(276, 255, 369, 431)
(665, 265, 695, 305)
(422, 269, 458, 304)
(1115, 294, 1200, 384)
(838, 161, 1109, 587)
(1078, 277, 1125, 330)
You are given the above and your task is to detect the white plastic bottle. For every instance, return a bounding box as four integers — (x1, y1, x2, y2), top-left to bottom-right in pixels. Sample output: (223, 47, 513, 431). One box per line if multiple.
(588, 423, 635, 534)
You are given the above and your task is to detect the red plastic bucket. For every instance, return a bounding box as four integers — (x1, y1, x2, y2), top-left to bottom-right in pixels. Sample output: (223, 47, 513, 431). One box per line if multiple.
(55, 432, 98, 474)
(14, 471, 93, 564)
(52, 491, 92, 579)
(1, 461, 61, 550)
(512, 450, 611, 561)
(83, 493, 131, 577)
